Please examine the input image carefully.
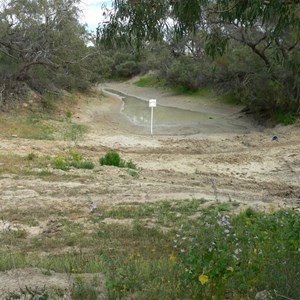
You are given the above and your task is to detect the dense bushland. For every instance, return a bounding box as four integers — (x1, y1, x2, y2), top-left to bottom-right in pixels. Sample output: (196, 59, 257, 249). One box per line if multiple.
(97, 0, 300, 119)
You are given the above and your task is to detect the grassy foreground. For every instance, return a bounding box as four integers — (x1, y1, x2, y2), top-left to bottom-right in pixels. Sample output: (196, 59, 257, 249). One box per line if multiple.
(1, 196, 299, 299)
(0, 90, 299, 299)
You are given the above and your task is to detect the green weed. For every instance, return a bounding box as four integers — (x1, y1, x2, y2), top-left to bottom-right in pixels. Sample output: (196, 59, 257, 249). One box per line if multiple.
(220, 91, 241, 105)
(71, 160, 94, 170)
(51, 150, 94, 171)
(99, 150, 137, 169)
(71, 275, 98, 300)
(274, 111, 295, 125)
(128, 169, 139, 177)
(52, 155, 69, 171)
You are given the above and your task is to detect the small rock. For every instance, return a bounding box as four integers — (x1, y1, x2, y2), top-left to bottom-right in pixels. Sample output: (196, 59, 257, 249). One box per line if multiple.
(255, 290, 273, 300)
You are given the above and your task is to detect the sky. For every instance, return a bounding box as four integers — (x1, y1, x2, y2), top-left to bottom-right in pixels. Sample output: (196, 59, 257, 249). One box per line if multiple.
(80, 0, 113, 33)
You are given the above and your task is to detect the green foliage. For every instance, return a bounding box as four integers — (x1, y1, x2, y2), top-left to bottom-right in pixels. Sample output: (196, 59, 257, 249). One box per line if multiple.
(52, 155, 69, 171)
(134, 74, 164, 88)
(71, 160, 95, 170)
(175, 208, 300, 299)
(115, 61, 139, 78)
(125, 160, 137, 170)
(71, 276, 98, 300)
(27, 153, 37, 161)
(0, 0, 103, 103)
(1, 198, 298, 300)
(99, 150, 123, 167)
(52, 150, 94, 171)
(221, 92, 241, 105)
(99, 150, 137, 169)
(166, 56, 211, 91)
(274, 111, 295, 125)
(99, 0, 300, 115)
(40, 93, 57, 112)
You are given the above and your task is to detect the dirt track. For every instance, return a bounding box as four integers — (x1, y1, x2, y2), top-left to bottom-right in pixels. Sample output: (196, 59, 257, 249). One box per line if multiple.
(1, 82, 299, 212)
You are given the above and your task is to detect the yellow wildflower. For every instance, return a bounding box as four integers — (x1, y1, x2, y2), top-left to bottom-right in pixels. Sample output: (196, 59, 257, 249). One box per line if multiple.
(169, 254, 177, 262)
(198, 274, 209, 285)
(227, 266, 234, 272)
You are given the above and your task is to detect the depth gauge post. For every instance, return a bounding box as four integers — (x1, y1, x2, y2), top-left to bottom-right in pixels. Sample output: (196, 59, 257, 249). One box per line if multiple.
(149, 99, 157, 135)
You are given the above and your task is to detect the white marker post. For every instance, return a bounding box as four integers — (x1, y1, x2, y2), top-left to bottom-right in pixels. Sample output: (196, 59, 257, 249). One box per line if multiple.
(149, 99, 157, 135)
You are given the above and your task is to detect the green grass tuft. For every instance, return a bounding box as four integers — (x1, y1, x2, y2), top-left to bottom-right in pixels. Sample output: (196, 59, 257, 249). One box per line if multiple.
(134, 75, 165, 88)
(274, 111, 295, 125)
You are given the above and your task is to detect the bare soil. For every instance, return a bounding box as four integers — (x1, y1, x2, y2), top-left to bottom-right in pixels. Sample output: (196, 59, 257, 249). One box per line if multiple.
(0, 81, 299, 296)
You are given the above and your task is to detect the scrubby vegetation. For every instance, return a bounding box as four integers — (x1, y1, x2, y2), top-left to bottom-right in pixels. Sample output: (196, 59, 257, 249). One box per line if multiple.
(1, 199, 299, 299)
(97, 0, 300, 121)
(99, 150, 137, 170)
(52, 149, 94, 171)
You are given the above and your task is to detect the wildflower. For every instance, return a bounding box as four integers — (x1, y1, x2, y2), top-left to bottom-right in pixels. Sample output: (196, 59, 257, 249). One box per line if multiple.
(234, 248, 242, 255)
(169, 254, 177, 262)
(227, 266, 234, 272)
(198, 274, 209, 285)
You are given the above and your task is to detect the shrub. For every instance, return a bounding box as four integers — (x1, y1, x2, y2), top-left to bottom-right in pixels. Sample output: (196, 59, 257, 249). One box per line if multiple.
(274, 111, 295, 125)
(71, 160, 94, 170)
(165, 56, 211, 91)
(115, 61, 139, 78)
(99, 151, 137, 170)
(52, 155, 69, 171)
(100, 150, 124, 167)
(125, 160, 137, 170)
(51, 150, 94, 171)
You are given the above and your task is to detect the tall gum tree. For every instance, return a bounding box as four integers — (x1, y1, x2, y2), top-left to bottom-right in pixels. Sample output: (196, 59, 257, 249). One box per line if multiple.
(98, 0, 300, 112)
(0, 0, 96, 97)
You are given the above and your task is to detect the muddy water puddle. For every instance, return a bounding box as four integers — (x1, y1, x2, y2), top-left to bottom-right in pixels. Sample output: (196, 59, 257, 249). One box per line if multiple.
(103, 88, 253, 134)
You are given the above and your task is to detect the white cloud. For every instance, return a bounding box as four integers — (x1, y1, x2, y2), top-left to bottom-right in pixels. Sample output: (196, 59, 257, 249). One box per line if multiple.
(80, 0, 113, 32)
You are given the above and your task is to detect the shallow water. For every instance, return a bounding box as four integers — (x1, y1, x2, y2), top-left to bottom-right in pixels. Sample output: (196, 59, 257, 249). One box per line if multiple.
(105, 88, 213, 126)
(103, 88, 253, 134)
(124, 96, 212, 125)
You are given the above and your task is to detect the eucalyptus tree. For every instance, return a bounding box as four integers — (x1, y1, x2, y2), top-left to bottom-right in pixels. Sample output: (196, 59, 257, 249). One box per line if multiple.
(0, 0, 95, 97)
(99, 0, 300, 112)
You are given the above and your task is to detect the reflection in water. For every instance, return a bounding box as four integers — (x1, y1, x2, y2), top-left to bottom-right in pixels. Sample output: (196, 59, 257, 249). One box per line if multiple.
(122, 96, 209, 126)
(103, 88, 251, 134)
